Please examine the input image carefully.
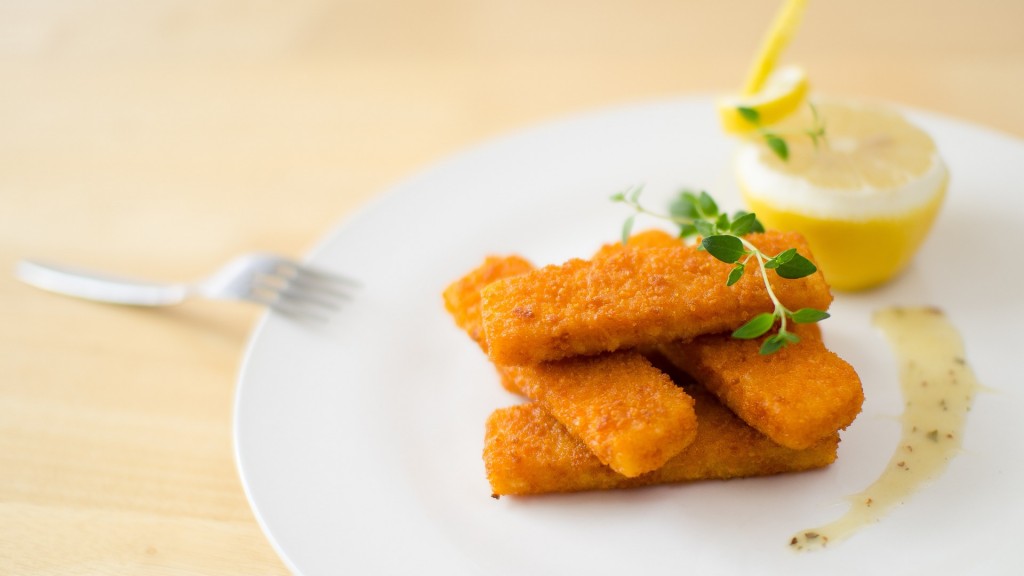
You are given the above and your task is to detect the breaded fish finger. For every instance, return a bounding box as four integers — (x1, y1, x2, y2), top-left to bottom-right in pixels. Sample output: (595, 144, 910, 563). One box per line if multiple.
(500, 353, 697, 477)
(443, 228, 679, 360)
(659, 323, 863, 450)
(484, 386, 839, 496)
(591, 228, 683, 259)
(444, 255, 699, 477)
(480, 231, 833, 365)
(443, 255, 535, 354)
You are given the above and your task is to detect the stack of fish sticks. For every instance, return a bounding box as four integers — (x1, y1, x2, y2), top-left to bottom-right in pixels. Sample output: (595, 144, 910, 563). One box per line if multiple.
(443, 229, 863, 496)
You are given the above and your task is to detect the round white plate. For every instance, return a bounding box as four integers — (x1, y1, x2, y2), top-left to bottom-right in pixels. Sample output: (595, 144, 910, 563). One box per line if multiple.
(234, 97, 1024, 575)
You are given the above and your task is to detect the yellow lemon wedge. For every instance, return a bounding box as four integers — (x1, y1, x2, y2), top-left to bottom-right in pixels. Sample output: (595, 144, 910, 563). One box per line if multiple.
(735, 101, 948, 291)
(718, 0, 809, 134)
(741, 0, 808, 96)
(717, 65, 809, 134)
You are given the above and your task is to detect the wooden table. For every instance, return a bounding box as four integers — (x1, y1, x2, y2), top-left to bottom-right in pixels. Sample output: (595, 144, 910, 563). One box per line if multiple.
(3, 1, 1021, 573)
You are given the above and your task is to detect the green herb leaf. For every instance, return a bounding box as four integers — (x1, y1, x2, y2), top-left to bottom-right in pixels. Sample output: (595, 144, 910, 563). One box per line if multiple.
(807, 102, 826, 148)
(611, 187, 832, 355)
(628, 185, 643, 203)
(670, 190, 701, 221)
(790, 308, 831, 323)
(742, 102, 825, 164)
(694, 219, 716, 238)
(678, 223, 699, 239)
(698, 191, 719, 218)
(733, 312, 775, 339)
(734, 210, 766, 233)
(702, 235, 746, 264)
(726, 263, 745, 286)
(764, 133, 789, 160)
(729, 211, 759, 236)
(716, 213, 731, 233)
(774, 252, 818, 279)
(737, 106, 761, 124)
(759, 333, 789, 355)
(758, 328, 801, 355)
(764, 248, 797, 269)
(806, 128, 823, 147)
(621, 214, 635, 245)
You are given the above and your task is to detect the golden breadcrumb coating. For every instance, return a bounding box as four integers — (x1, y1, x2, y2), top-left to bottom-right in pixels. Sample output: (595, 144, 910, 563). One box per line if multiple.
(484, 385, 839, 496)
(659, 323, 863, 450)
(500, 353, 697, 477)
(443, 255, 535, 353)
(591, 228, 683, 259)
(444, 255, 699, 477)
(480, 231, 833, 365)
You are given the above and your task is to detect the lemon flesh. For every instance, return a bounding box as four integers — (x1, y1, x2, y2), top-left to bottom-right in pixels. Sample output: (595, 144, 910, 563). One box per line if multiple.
(718, 66, 808, 134)
(736, 101, 947, 291)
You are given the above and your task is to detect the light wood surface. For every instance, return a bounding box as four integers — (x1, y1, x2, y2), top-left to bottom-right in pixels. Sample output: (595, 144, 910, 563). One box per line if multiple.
(2, 1, 1022, 573)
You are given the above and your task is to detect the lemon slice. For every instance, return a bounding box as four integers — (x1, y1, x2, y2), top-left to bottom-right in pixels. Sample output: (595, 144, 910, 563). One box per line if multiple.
(718, 0, 809, 133)
(736, 101, 948, 291)
(740, 0, 808, 96)
(717, 65, 809, 134)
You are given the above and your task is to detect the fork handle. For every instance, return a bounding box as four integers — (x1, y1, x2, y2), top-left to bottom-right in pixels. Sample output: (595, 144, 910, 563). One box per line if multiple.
(16, 260, 189, 306)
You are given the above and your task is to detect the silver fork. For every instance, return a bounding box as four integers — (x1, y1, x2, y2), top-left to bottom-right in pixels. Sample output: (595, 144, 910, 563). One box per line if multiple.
(15, 253, 355, 321)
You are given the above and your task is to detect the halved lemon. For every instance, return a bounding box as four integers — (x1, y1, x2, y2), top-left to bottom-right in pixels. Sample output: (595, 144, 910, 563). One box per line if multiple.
(718, 65, 809, 134)
(735, 101, 948, 291)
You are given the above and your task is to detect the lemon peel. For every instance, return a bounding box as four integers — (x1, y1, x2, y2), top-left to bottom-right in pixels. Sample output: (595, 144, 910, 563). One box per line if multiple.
(741, 0, 809, 96)
(718, 0, 810, 134)
(718, 65, 809, 135)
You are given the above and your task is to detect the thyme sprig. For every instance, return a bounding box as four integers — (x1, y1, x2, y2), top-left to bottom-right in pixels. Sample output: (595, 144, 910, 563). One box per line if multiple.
(611, 187, 829, 354)
(738, 102, 826, 161)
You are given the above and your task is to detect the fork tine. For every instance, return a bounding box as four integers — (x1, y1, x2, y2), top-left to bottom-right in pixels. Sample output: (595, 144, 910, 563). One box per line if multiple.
(253, 270, 351, 303)
(269, 259, 360, 287)
(267, 300, 333, 323)
(274, 282, 347, 311)
(269, 299, 334, 323)
(285, 274, 355, 300)
(294, 270, 361, 294)
(246, 287, 336, 323)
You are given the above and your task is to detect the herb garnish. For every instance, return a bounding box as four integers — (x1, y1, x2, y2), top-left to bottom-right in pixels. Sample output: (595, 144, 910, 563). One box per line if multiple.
(737, 102, 826, 161)
(611, 187, 829, 354)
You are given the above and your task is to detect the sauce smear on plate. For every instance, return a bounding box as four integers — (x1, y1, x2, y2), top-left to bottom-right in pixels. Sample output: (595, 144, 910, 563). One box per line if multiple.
(790, 307, 982, 550)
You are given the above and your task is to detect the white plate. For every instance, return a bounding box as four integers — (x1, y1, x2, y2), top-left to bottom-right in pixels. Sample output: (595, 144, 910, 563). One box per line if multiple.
(234, 97, 1024, 575)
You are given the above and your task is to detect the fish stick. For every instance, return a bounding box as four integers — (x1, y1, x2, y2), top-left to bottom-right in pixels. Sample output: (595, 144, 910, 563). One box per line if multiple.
(591, 228, 683, 259)
(481, 231, 833, 365)
(443, 255, 535, 354)
(443, 255, 699, 477)
(499, 354, 697, 477)
(484, 386, 839, 496)
(446, 229, 678, 358)
(659, 323, 863, 450)
(609, 231, 861, 448)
